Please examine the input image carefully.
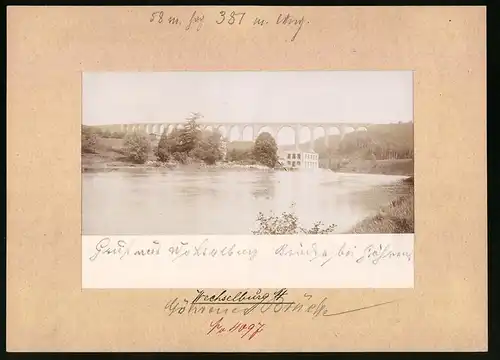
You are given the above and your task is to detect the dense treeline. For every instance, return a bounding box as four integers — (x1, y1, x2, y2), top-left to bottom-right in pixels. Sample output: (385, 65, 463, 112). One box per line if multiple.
(81, 113, 281, 168)
(336, 126, 414, 160)
(223, 123, 414, 162)
(154, 113, 224, 165)
(278, 123, 415, 161)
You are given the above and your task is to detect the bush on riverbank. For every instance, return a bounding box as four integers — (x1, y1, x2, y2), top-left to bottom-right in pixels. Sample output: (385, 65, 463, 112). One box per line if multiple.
(124, 132, 151, 164)
(252, 203, 337, 235)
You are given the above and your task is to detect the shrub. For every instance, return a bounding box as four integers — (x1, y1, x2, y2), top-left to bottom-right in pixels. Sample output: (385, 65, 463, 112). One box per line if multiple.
(81, 126, 98, 154)
(252, 203, 337, 235)
(123, 132, 151, 164)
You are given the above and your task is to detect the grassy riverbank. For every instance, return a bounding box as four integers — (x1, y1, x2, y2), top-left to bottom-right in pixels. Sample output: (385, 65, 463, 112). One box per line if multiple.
(82, 137, 157, 170)
(349, 177, 414, 233)
(330, 158, 413, 176)
(81, 138, 266, 172)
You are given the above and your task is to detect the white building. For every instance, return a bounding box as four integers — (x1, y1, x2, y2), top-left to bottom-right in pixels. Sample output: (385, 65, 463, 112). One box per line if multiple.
(282, 150, 319, 170)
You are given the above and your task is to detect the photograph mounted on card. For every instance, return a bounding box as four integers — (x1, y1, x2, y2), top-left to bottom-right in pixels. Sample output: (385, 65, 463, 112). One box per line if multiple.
(7, 5, 486, 352)
(81, 70, 415, 289)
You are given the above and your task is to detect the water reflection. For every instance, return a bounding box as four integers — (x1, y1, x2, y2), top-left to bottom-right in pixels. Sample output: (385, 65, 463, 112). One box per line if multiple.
(82, 169, 408, 235)
(251, 172, 276, 200)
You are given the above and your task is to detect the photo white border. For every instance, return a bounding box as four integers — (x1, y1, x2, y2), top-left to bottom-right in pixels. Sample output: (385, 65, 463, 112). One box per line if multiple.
(82, 234, 414, 289)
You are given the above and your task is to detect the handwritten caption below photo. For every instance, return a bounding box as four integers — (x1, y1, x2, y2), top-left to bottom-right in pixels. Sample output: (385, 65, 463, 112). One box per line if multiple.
(82, 234, 414, 289)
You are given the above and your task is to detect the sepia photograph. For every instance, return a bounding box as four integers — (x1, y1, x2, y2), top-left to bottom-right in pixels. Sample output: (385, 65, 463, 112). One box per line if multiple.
(82, 71, 414, 236)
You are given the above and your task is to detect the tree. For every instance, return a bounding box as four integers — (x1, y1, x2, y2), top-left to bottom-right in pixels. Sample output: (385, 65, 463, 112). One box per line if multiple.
(190, 129, 223, 165)
(123, 132, 151, 164)
(252, 132, 279, 168)
(155, 128, 186, 162)
(154, 114, 225, 165)
(155, 132, 170, 162)
(177, 112, 203, 153)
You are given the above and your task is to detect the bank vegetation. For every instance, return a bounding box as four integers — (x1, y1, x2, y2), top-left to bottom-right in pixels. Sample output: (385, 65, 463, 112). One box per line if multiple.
(349, 177, 414, 234)
(82, 112, 280, 170)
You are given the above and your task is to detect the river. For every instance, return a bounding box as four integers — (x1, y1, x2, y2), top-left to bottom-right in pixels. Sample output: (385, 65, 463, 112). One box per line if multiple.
(82, 168, 409, 235)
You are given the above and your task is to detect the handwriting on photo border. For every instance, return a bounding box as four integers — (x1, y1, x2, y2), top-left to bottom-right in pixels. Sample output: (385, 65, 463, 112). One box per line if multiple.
(149, 10, 309, 42)
(88, 237, 413, 266)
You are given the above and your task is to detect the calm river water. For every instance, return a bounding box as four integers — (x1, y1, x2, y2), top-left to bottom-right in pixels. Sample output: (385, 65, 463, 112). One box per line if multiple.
(82, 168, 409, 235)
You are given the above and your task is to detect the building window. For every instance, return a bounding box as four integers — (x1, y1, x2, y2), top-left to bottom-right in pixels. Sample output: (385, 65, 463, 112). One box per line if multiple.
(287, 154, 291, 159)
(292, 161, 296, 166)
(297, 153, 301, 160)
(297, 161, 301, 166)
(292, 153, 296, 159)
(287, 160, 291, 165)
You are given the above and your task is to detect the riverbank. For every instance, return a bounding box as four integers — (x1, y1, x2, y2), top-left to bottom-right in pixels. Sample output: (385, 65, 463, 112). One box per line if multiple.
(82, 142, 414, 175)
(82, 157, 273, 172)
(333, 158, 413, 176)
(348, 176, 414, 234)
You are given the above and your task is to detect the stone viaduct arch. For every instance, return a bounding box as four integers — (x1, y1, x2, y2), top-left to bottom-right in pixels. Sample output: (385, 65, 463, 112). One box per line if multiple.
(113, 122, 373, 149)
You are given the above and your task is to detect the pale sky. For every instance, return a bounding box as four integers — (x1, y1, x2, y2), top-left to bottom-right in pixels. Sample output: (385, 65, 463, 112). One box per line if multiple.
(83, 71, 413, 145)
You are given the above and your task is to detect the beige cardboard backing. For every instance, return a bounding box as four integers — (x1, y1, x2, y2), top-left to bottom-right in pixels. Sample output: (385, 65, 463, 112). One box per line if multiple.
(6, 6, 487, 351)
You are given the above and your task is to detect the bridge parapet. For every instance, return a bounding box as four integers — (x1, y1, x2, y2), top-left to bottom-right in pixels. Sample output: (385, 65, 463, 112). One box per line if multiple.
(90, 121, 378, 148)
